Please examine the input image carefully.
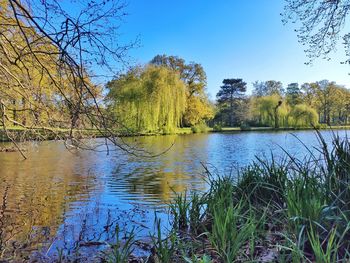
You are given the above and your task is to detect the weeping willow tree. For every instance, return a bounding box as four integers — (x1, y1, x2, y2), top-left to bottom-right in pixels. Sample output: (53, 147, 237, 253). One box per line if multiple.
(288, 104, 319, 128)
(251, 94, 289, 127)
(106, 65, 187, 133)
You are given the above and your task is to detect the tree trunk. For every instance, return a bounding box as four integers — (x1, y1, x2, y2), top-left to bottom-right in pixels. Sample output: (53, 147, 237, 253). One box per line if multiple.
(274, 101, 282, 129)
(12, 99, 17, 125)
(22, 97, 26, 126)
(230, 93, 234, 127)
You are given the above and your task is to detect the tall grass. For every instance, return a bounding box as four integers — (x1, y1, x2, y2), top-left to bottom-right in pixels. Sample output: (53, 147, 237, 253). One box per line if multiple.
(156, 132, 350, 262)
(103, 225, 136, 263)
(208, 201, 256, 262)
(150, 216, 177, 262)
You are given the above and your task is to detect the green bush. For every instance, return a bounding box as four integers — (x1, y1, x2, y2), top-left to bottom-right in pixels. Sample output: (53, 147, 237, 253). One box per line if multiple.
(212, 124, 223, 132)
(288, 104, 319, 128)
(240, 123, 251, 131)
(191, 123, 208, 133)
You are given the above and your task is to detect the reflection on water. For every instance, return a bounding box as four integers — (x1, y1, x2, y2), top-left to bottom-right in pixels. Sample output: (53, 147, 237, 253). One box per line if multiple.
(0, 130, 348, 260)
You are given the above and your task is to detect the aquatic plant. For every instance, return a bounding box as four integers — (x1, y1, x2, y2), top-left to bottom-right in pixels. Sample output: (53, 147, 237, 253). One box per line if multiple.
(150, 217, 177, 262)
(169, 191, 190, 230)
(208, 201, 255, 262)
(183, 254, 212, 263)
(103, 225, 136, 263)
(157, 132, 350, 262)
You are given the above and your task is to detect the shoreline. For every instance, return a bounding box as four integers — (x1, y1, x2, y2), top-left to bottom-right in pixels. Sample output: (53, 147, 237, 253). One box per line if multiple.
(1, 125, 350, 142)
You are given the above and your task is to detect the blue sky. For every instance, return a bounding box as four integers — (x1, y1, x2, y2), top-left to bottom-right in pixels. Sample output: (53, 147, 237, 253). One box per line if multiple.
(117, 1, 350, 97)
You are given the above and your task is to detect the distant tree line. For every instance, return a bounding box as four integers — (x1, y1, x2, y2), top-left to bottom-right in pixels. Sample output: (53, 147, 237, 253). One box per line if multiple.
(214, 79, 350, 128)
(106, 53, 350, 132)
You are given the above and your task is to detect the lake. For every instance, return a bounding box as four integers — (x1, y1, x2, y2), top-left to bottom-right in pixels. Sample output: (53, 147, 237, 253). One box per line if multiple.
(0, 129, 348, 261)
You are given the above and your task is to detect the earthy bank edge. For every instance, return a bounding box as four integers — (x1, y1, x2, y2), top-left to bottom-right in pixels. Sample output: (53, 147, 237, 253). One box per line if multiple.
(1, 125, 350, 143)
(107, 132, 350, 263)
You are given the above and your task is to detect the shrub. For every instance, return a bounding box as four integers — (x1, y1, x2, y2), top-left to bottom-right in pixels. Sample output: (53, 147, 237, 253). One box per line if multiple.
(288, 104, 319, 128)
(212, 124, 222, 132)
(191, 123, 208, 133)
(240, 123, 251, 131)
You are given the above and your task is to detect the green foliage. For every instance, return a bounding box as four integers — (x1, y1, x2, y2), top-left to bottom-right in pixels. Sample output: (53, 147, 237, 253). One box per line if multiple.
(188, 192, 205, 234)
(160, 135, 350, 262)
(151, 217, 177, 262)
(170, 191, 190, 229)
(286, 176, 326, 233)
(215, 79, 247, 127)
(183, 96, 214, 126)
(183, 254, 212, 263)
(307, 225, 339, 263)
(208, 201, 255, 263)
(150, 55, 206, 98)
(228, 79, 350, 128)
(191, 122, 208, 133)
(212, 124, 222, 131)
(103, 225, 136, 263)
(170, 191, 205, 234)
(106, 65, 187, 133)
(252, 80, 284, 97)
(251, 96, 319, 128)
(251, 94, 289, 127)
(240, 122, 251, 131)
(288, 104, 319, 127)
(106, 56, 216, 133)
(150, 55, 214, 127)
(286, 83, 302, 106)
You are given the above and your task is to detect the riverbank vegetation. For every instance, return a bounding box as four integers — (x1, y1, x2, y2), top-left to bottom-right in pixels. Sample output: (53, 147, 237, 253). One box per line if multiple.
(113, 133, 350, 262)
(106, 69, 350, 134)
(2, 0, 350, 141)
(104, 59, 350, 135)
(214, 80, 350, 129)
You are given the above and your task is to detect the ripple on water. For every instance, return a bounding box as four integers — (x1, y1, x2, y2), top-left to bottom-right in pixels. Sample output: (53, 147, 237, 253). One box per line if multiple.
(0, 130, 348, 260)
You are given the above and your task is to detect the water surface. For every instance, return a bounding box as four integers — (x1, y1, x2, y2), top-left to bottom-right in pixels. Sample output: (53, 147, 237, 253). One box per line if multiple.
(0, 130, 348, 260)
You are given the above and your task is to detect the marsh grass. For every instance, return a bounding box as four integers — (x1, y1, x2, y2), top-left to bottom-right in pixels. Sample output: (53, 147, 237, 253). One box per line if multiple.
(170, 191, 191, 230)
(148, 131, 350, 262)
(100, 131, 350, 262)
(102, 225, 136, 263)
(208, 201, 256, 262)
(150, 216, 177, 262)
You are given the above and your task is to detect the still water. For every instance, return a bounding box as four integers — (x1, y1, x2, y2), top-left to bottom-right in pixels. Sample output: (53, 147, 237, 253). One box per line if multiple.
(0, 130, 348, 260)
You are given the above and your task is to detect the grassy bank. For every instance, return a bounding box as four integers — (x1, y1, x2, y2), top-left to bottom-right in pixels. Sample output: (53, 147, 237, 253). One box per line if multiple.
(0, 126, 105, 142)
(209, 125, 350, 133)
(159, 133, 350, 262)
(104, 132, 350, 263)
(1, 125, 350, 142)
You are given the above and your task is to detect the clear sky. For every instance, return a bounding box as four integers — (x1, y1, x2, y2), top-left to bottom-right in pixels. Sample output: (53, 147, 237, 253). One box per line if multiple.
(117, 0, 350, 98)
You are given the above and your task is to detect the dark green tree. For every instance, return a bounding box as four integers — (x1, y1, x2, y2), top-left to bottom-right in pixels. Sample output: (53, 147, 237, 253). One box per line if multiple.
(216, 79, 247, 127)
(286, 83, 301, 106)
